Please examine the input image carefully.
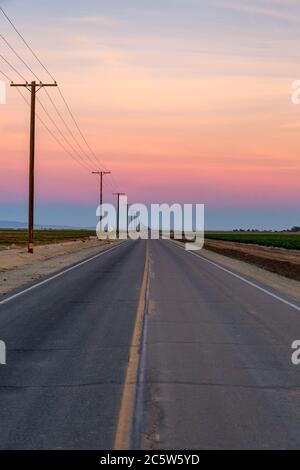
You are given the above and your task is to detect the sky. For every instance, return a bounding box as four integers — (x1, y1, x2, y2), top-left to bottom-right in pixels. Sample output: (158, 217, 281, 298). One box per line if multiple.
(0, 0, 299, 229)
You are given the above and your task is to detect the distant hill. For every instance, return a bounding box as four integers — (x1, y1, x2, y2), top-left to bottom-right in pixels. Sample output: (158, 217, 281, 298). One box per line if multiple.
(0, 221, 93, 230)
(0, 221, 27, 229)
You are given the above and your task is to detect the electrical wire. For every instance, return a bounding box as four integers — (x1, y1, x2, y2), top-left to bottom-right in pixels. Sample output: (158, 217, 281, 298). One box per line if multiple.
(0, 62, 95, 172)
(0, 53, 27, 81)
(0, 6, 123, 192)
(0, 33, 39, 81)
(57, 86, 108, 171)
(0, 56, 94, 171)
(15, 86, 96, 172)
(0, 30, 113, 174)
(0, 7, 113, 175)
(0, 66, 12, 82)
(43, 87, 103, 170)
(36, 94, 95, 171)
(0, 6, 56, 83)
(0, 32, 98, 171)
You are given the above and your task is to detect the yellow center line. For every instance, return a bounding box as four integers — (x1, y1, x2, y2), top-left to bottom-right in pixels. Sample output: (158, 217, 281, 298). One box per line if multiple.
(114, 241, 149, 450)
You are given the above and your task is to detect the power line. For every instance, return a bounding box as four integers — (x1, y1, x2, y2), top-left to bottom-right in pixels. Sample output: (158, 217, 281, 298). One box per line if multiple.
(0, 6, 113, 174)
(0, 31, 96, 171)
(0, 6, 56, 83)
(0, 55, 93, 171)
(57, 86, 108, 170)
(15, 86, 95, 173)
(14, 83, 95, 253)
(11, 81, 58, 253)
(0, 7, 120, 252)
(107, 174, 117, 192)
(0, 60, 93, 172)
(43, 87, 101, 170)
(0, 67, 12, 82)
(0, 33, 40, 81)
(38, 112, 94, 172)
(0, 53, 27, 81)
(0, 7, 123, 190)
(0, 75, 96, 174)
(36, 94, 95, 171)
(110, 173, 120, 191)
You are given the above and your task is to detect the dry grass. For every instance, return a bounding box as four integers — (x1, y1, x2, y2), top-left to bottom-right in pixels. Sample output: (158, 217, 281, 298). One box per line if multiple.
(0, 229, 95, 247)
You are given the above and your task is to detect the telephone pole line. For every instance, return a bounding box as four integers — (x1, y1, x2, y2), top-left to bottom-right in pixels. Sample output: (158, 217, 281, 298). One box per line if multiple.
(11, 80, 57, 253)
(113, 192, 125, 239)
(127, 203, 129, 237)
(92, 171, 111, 235)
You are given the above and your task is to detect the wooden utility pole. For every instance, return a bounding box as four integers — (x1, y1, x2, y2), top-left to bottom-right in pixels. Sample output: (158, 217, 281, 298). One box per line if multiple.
(127, 203, 129, 238)
(113, 192, 125, 239)
(92, 171, 111, 234)
(11, 81, 57, 253)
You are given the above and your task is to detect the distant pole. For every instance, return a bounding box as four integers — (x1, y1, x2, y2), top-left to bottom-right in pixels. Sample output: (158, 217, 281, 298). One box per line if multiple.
(92, 171, 111, 235)
(11, 80, 57, 253)
(113, 192, 125, 239)
(127, 203, 129, 238)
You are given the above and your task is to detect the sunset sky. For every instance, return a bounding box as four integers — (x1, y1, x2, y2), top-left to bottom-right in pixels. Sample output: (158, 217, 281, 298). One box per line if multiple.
(0, 0, 299, 229)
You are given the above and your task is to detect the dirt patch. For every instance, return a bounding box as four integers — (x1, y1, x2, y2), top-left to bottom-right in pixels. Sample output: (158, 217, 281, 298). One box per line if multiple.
(0, 239, 105, 272)
(204, 239, 300, 281)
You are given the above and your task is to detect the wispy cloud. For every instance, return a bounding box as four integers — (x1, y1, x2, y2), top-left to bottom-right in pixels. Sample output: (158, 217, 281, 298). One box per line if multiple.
(66, 16, 121, 28)
(215, 0, 300, 23)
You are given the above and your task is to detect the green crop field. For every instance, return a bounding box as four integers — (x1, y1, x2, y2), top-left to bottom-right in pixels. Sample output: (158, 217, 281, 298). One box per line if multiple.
(0, 229, 96, 247)
(205, 232, 300, 250)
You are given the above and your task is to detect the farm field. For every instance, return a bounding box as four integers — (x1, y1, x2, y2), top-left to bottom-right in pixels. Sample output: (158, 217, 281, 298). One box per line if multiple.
(0, 229, 96, 247)
(205, 232, 300, 250)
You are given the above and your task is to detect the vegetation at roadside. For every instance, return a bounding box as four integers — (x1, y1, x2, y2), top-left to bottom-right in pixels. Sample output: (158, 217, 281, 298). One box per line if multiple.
(205, 232, 300, 250)
(0, 229, 96, 247)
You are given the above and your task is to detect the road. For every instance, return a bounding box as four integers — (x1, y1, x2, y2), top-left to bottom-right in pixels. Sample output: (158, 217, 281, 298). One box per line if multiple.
(0, 240, 145, 449)
(0, 239, 300, 449)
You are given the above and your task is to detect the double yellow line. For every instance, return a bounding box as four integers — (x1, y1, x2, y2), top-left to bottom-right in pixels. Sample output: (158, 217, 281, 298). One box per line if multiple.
(114, 241, 149, 450)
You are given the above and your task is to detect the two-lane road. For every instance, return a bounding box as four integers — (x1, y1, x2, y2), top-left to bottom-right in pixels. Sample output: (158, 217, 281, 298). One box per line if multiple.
(0, 239, 300, 449)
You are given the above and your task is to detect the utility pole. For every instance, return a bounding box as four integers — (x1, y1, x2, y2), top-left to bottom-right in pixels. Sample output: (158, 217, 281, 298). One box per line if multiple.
(113, 192, 125, 239)
(92, 171, 111, 235)
(127, 203, 130, 238)
(11, 81, 57, 253)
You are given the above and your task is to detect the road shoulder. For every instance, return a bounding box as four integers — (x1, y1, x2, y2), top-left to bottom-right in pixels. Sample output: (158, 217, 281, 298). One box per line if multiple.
(172, 240, 300, 303)
(0, 239, 123, 297)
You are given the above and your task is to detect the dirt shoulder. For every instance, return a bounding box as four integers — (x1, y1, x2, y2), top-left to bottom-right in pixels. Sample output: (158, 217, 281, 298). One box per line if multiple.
(204, 239, 300, 281)
(0, 239, 122, 297)
(199, 247, 300, 303)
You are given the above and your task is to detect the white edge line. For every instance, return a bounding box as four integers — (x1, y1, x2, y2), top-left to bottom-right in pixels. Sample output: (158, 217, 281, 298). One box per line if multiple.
(171, 241, 300, 312)
(0, 241, 127, 306)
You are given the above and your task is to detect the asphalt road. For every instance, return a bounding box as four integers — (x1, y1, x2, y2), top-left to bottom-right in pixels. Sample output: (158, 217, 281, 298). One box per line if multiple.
(0, 240, 145, 449)
(139, 241, 300, 450)
(0, 239, 300, 449)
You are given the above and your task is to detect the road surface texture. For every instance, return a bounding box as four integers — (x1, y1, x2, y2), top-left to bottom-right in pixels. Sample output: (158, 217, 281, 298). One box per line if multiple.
(138, 241, 300, 450)
(0, 239, 300, 449)
(0, 240, 145, 449)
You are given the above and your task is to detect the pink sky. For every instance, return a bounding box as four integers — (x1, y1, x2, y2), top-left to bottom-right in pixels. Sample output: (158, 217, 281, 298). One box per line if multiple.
(0, 0, 299, 228)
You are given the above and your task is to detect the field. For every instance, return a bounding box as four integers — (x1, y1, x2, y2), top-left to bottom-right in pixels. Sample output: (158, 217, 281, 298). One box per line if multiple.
(0, 229, 96, 247)
(205, 232, 300, 250)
